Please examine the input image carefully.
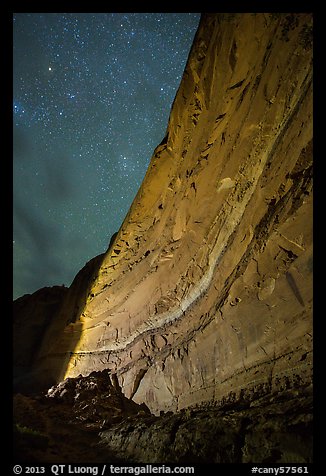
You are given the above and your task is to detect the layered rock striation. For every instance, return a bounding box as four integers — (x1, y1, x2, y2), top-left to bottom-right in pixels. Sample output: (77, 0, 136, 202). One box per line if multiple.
(14, 13, 313, 420)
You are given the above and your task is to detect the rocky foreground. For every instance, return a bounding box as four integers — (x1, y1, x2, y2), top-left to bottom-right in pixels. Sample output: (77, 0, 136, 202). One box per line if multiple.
(13, 370, 312, 464)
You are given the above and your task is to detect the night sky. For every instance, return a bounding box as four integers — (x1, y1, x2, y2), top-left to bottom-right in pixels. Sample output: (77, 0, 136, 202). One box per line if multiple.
(13, 13, 200, 300)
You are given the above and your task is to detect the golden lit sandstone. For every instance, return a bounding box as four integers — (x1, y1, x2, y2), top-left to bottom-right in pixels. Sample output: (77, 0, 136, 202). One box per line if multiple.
(31, 13, 312, 414)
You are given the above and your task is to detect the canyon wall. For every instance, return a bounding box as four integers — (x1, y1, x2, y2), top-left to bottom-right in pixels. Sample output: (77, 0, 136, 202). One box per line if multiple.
(17, 13, 313, 415)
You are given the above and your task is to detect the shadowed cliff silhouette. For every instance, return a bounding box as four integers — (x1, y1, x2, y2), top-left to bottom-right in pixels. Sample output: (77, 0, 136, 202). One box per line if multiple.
(13, 232, 118, 394)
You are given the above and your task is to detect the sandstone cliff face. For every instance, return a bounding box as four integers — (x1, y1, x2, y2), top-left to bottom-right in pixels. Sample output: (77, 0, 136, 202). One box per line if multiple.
(18, 13, 312, 417)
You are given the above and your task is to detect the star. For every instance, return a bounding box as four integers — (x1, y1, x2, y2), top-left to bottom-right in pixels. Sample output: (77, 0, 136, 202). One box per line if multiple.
(13, 12, 201, 299)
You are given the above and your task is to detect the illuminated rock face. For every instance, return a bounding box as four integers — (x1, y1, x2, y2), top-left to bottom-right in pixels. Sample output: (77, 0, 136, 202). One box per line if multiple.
(23, 13, 312, 415)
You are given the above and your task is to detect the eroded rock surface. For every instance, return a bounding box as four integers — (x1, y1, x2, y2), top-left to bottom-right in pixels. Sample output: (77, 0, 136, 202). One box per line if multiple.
(13, 370, 312, 463)
(99, 389, 312, 464)
(27, 12, 313, 415)
(13, 13, 313, 462)
(13, 370, 150, 462)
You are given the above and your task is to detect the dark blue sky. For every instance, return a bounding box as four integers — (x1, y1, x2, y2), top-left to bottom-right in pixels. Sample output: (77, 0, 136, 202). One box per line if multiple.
(13, 12, 200, 299)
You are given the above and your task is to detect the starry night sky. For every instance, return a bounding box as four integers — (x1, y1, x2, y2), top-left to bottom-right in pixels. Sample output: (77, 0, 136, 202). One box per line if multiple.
(13, 12, 200, 300)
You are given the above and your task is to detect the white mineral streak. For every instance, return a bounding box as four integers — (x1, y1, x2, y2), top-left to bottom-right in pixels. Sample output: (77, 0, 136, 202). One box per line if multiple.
(217, 177, 235, 191)
(74, 112, 293, 354)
